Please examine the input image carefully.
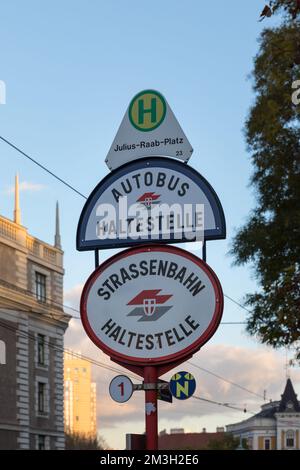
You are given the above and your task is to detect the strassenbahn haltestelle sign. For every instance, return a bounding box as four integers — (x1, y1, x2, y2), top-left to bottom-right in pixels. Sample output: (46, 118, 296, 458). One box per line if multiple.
(80, 245, 223, 366)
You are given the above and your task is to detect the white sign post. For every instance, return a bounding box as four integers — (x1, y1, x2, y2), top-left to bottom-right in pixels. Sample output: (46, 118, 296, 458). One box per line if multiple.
(78, 89, 226, 451)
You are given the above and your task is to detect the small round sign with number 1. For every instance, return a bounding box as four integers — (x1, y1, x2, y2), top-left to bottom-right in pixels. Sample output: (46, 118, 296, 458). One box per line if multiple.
(109, 375, 134, 403)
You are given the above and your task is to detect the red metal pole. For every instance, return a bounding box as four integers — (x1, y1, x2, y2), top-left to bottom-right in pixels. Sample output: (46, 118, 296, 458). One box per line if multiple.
(144, 366, 158, 450)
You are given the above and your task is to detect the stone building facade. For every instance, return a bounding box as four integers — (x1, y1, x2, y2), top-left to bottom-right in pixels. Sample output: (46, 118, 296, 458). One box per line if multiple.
(0, 176, 70, 449)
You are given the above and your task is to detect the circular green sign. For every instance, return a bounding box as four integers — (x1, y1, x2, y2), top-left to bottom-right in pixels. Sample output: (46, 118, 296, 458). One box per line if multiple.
(129, 90, 166, 132)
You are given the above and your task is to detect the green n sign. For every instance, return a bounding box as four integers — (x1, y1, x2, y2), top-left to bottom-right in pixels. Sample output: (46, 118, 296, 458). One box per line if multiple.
(169, 371, 196, 400)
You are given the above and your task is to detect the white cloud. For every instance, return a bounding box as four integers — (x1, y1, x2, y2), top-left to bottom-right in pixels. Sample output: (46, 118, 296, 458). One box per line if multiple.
(64, 284, 83, 309)
(64, 330, 300, 446)
(4, 181, 46, 194)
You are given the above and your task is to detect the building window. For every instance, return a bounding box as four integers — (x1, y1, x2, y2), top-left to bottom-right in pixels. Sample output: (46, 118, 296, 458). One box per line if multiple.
(35, 272, 46, 302)
(37, 334, 45, 365)
(286, 430, 294, 448)
(264, 438, 270, 450)
(0, 340, 5, 365)
(38, 382, 46, 413)
(38, 435, 45, 450)
(241, 438, 248, 449)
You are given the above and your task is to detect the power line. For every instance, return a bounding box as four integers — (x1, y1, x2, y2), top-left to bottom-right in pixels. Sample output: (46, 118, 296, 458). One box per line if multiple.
(187, 360, 266, 400)
(1, 281, 248, 325)
(0, 134, 252, 323)
(224, 293, 251, 315)
(0, 310, 265, 408)
(0, 277, 247, 325)
(0, 278, 81, 320)
(0, 135, 251, 325)
(0, 136, 274, 419)
(192, 395, 255, 415)
(0, 135, 87, 199)
(1, 282, 258, 400)
(0, 318, 255, 416)
(0, 287, 268, 413)
(0, 317, 140, 381)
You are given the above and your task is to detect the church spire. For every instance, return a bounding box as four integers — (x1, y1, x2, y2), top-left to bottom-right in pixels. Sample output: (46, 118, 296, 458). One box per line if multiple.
(54, 201, 61, 249)
(278, 378, 300, 412)
(13, 174, 21, 225)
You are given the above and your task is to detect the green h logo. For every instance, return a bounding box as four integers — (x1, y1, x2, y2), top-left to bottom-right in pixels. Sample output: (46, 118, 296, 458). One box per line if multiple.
(129, 90, 166, 132)
(138, 97, 157, 125)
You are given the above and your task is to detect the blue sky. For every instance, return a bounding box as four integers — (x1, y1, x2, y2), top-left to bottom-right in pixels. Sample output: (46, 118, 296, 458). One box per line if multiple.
(0, 1, 296, 449)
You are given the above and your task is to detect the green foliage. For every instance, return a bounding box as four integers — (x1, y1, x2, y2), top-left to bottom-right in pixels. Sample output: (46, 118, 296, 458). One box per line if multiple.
(262, 1, 300, 19)
(207, 434, 240, 450)
(65, 432, 107, 450)
(231, 12, 300, 357)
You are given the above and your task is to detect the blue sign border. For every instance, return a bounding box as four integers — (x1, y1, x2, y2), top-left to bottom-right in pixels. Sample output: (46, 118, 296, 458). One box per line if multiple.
(76, 157, 226, 251)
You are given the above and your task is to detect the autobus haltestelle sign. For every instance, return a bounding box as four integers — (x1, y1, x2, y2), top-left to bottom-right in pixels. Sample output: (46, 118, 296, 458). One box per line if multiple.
(76, 157, 226, 251)
(80, 245, 223, 366)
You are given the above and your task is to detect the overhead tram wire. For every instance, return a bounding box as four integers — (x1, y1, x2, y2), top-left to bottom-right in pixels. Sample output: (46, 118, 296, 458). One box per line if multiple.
(0, 136, 87, 200)
(192, 395, 255, 415)
(1, 295, 264, 403)
(0, 134, 251, 323)
(0, 284, 265, 403)
(224, 293, 252, 315)
(0, 279, 247, 325)
(0, 137, 272, 417)
(0, 317, 256, 416)
(1, 277, 247, 326)
(187, 360, 266, 400)
(0, 309, 267, 406)
(0, 278, 81, 320)
(0, 317, 141, 382)
(0, 136, 261, 401)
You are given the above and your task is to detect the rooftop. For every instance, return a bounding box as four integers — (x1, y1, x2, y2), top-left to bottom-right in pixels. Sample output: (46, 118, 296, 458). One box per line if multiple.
(0, 175, 63, 270)
(226, 379, 300, 431)
(158, 431, 225, 450)
(278, 378, 300, 412)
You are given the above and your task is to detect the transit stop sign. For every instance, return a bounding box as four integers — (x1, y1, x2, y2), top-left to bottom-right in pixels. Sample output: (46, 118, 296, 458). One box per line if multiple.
(169, 371, 196, 400)
(109, 375, 134, 403)
(77, 157, 226, 251)
(77, 88, 227, 452)
(80, 244, 223, 367)
(105, 90, 193, 170)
